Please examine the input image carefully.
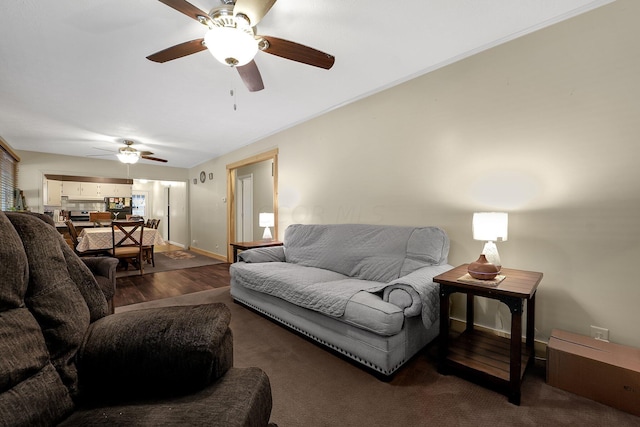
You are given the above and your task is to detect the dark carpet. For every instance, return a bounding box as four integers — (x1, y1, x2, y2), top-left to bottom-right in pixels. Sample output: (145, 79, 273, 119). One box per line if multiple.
(116, 288, 640, 426)
(116, 250, 222, 277)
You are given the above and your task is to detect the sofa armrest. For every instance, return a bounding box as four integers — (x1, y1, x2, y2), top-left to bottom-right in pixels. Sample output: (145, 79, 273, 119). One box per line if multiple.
(238, 246, 285, 263)
(77, 303, 233, 401)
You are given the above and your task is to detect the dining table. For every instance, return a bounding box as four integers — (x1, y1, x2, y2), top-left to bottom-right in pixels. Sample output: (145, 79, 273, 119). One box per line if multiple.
(76, 226, 165, 252)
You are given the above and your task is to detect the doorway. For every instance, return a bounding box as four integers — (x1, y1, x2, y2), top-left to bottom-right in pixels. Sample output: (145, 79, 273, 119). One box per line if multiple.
(236, 174, 253, 241)
(164, 186, 171, 241)
(226, 148, 278, 261)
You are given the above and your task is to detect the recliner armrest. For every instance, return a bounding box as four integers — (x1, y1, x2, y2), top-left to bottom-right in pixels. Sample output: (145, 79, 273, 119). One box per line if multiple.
(81, 257, 118, 281)
(81, 257, 118, 303)
(77, 303, 233, 401)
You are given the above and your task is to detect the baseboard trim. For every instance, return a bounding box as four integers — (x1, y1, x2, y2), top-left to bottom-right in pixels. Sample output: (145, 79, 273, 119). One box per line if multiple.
(189, 246, 227, 262)
(449, 317, 547, 359)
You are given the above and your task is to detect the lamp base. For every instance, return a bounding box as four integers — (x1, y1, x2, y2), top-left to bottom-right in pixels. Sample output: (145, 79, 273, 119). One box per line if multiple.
(482, 241, 501, 270)
(468, 254, 500, 280)
(262, 226, 272, 240)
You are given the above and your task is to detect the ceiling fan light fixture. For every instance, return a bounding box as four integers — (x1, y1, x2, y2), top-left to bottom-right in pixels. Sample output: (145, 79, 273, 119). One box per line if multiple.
(117, 148, 140, 164)
(204, 24, 257, 67)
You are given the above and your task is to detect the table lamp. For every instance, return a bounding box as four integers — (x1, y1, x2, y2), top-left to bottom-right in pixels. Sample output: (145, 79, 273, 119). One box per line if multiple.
(259, 212, 274, 240)
(472, 212, 508, 269)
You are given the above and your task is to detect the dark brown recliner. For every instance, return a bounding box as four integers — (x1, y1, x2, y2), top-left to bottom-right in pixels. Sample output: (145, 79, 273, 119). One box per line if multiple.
(0, 211, 273, 426)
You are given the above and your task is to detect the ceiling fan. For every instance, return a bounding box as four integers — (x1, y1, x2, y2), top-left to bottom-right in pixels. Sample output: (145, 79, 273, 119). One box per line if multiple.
(146, 0, 335, 92)
(90, 140, 168, 164)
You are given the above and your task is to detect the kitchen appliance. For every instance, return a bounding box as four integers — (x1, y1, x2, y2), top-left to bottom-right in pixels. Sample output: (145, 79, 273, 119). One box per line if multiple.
(69, 210, 97, 222)
(105, 197, 132, 219)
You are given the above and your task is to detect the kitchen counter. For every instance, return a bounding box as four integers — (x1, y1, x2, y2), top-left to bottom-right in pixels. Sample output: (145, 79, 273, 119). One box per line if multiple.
(55, 221, 112, 229)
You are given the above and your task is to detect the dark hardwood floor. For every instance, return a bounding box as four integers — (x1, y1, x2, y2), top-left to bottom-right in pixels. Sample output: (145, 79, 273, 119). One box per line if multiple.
(114, 263, 232, 308)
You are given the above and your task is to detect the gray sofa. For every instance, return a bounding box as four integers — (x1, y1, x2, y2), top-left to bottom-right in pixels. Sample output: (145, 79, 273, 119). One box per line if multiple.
(230, 223, 452, 377)
(0, 211, 273, 426)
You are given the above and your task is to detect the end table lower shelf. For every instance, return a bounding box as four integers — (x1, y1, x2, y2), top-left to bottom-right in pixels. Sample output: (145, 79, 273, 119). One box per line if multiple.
(446, 329, 531, 384)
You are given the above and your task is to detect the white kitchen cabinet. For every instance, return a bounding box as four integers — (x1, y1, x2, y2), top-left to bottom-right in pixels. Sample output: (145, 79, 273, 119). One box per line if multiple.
(101, 183, 132, 198)
(80, 182, 102, 199)
(62, 181, 103, 200)
(46, 175, 133, 201)
(61, 181, 82, 198)
(43, 179, 62, 206)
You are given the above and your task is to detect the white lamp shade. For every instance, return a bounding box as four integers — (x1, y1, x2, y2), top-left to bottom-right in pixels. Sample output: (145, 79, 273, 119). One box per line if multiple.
(259, 213, 274, 228)
(204, 26, 258, 67)
(472, 212, 508, 242)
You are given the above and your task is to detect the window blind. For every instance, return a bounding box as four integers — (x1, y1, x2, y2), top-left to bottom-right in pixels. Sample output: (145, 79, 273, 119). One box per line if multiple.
(0, 138, 19, 211)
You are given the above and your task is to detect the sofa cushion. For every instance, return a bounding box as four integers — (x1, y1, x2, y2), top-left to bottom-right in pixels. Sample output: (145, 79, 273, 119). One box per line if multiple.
(77, 304, 233, 401)
(0, 363, 74, 426)
(231, 262, 367, 315)
(284, 224, 449, 282)
(60, 367, 272, 427)
(0, 212, 28, 312)
(400, 227, 450, 275)
(6, 213, 92, 399)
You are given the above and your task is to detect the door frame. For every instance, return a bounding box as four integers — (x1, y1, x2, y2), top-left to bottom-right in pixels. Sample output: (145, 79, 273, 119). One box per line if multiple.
(226, 148, 278, 261)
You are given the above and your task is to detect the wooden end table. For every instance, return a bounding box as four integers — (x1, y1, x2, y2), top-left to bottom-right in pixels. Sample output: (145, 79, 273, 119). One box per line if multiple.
(230, 240, 283, 262)
(434, 264, 543, 405)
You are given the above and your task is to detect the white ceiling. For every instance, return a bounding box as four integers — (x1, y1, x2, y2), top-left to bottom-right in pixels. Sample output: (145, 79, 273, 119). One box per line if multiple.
(0, 0, 613, 168)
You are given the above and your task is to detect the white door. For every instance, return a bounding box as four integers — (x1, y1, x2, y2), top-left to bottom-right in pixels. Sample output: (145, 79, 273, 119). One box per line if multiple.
(236, 174, 253, 242)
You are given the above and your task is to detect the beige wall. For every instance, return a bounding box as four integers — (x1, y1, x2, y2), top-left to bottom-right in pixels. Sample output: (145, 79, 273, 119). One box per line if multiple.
(191, 0, 640, 348)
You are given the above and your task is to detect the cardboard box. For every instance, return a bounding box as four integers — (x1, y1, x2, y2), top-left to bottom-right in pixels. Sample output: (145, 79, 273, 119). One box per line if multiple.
(547, 329, 640, 416)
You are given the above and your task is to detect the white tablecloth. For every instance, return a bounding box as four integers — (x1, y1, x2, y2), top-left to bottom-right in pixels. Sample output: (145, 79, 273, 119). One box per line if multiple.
(77, 227, 165, 252)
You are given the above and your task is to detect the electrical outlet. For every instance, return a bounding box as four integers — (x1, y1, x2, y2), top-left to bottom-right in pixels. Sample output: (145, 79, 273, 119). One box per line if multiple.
(590, 325, 609, 341)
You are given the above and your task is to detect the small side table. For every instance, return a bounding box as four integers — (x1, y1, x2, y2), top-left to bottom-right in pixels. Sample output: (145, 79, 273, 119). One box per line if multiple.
(230, 240, 283, 262)
(434, 264, 543, 405)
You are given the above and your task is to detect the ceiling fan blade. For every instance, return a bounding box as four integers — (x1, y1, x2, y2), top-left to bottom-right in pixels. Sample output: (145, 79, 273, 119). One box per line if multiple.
(259, 36, 335, 69)
(236, 60, 265, 92)
(233, 0, 276, 26)
(147, 39, 206, 63)
(141, 155, 168, 163)
(158, 0, 209, 22)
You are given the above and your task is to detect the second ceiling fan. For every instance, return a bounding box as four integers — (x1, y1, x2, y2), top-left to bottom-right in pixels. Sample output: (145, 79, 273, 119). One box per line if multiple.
(147, 0, 335, 92)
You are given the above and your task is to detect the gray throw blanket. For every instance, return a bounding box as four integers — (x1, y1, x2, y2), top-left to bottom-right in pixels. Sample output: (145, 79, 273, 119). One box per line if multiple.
(232, 260, 451, 330)
(234, 223, 453, 330)
(366, 263, 454, 329)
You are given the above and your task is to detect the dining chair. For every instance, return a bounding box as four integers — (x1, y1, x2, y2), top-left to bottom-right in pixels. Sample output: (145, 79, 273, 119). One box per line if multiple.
(111, 220, 145, 275)
(66, 220, 109, 257)
(142, 218, 160, 267)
